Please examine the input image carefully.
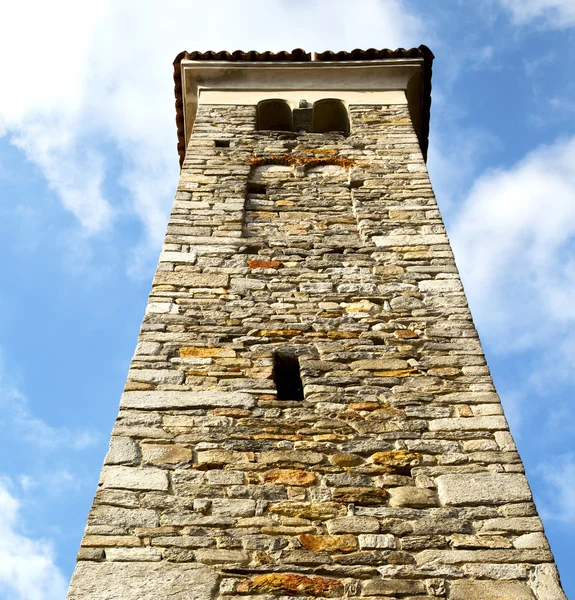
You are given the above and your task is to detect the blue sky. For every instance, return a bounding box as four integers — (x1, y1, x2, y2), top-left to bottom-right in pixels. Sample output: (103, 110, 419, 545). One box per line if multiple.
(0, 1, 574, 597)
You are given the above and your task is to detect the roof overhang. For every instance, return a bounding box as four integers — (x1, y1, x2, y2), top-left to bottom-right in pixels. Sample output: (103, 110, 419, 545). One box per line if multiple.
(173, 47, 433, 166)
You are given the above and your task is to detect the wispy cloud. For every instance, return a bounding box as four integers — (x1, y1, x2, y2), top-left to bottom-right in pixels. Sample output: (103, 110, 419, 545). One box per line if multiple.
(0, 479, 67, 600)
(449, 136, 575, 435)
(451, 135, 575, 351)
(0, 0, 424, 268)
(498, 0, 575, 28)
(538, 455, 575, 524)
(0, 351, 98, 451)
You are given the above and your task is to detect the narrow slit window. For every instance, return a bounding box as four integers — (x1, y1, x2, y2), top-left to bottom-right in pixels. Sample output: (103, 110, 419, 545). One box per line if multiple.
(247, 181, 267, 195)
(274, 353, 304, 401)
(215, 139, 231, 148)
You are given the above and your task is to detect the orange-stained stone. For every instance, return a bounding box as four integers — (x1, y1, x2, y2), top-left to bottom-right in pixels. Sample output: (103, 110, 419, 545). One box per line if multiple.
(394, 329, 418, 339)
(179, 347, 234, 358)
(327, 331, 358, 339)
(349, 402, 380, 411)
(247, 260, 283, 269)
(312, 433, 347, 442)
(429, 366, 461, 377)
(456, 404, 474, 417)
(329, 453, 363, 467)
(264, 469, 317, 487)
(299, 533, 357, 553)
(332, 487, 388, 505)
(237, 573, 343, 597)
(259, 329, 301, 337)
(268, 502, 344, 520)
(211, 408, 251, 417)
(373, 369, 419, 377)
(371, 450, 422, 474)
(124, 381, 153, 391)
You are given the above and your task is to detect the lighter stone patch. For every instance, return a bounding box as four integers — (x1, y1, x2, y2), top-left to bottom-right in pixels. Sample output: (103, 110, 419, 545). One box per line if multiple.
(146, 302, 179, 314)
(530, 564, 568, 600)
(99, 466, 169, 491)
(418, 279, 463, 293)
(358, 534, 396, 549)
(449, 580, 536, 600)
(159, 251, 197, 263)
(437, 473, 532, 505)
(66, 563, 218, 600)
(104, 437, 138, 465)
(373, 234, 447, 247)
(120, 390, 255, 410)
(128, 369, 184, 385)
(429, 416, 508, 431)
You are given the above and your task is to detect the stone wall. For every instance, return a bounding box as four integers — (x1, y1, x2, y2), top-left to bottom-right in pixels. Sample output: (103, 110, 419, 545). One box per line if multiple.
(66, 103, 566, 599)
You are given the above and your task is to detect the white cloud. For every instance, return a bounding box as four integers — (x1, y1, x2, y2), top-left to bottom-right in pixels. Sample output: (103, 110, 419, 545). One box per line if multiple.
(0, 351, 98, 451)
(451, 136, 575, 358)
(498, 0, 575, 28)
(0, 479, 67, 600)
(538, 455, 575, 524)
(0, 0, 424, 261)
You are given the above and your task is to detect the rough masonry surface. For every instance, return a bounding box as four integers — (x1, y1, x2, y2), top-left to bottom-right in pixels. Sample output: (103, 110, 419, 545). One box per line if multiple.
(66, 101, 566, 599)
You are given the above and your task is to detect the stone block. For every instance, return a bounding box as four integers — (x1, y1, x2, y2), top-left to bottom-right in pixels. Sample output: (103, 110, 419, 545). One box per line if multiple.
(195, 549, 249, 565)
(351, 358, 409, 371)
(263, 469, 316, 486)
(258, 450, 324, 465)
(326, 517, 380, 534)
(530, 564, 568, 600)
(206, 470, 245, 485)
(514, 533, 549, 549)
(99, 467, 169, 491)
(358, 534, 396, 549)
(299, 534, 358, 553)
(153, 271, 228, 288)
(211, 498, 256, 517)
(449, 580, 536, 600)
(436, 473, 532, 505)
(480, 517, 544, 533)
(373, 234, 447, 247)
(237, 573, 343, 598)
(120, 390, 255, 410)
(158, 251, 197, 263)
(388, 486, 438, 508)
(104, 437, 138, 465)
(104, 547, 162, 562)
(269, 502, 343, 520)
(332, 487, 388, 505)
(418, 279, 463, 293)
(362, 578, 426, 596)
(128, 369, 184, 385)
(141, 444, 192, 465)
(67, 563, 218, 600)
(429, 416, 508, 431)
(88, 506, 158, 528)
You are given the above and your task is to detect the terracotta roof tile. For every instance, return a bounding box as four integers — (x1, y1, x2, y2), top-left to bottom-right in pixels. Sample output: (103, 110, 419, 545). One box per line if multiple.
(173, 46, 433, 165)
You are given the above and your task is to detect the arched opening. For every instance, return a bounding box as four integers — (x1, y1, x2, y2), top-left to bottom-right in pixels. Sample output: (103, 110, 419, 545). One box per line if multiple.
(257, 99, 293, 131)
(313, 99, 349, 135)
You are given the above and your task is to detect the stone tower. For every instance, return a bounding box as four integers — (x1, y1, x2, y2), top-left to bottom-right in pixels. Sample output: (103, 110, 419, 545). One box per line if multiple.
(66, 48, 567, 600)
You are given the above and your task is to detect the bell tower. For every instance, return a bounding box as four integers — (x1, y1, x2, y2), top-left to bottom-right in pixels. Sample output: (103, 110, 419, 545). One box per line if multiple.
(66, 47, 566, 600)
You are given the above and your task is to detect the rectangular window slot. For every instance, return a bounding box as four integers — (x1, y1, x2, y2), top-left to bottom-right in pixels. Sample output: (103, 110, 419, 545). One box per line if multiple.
(274, 353, 304, 401)
(215, 139, 231, 148)
(247, 181, 267, 195)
